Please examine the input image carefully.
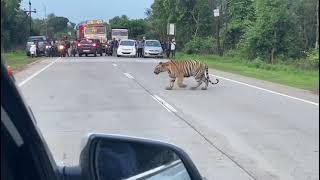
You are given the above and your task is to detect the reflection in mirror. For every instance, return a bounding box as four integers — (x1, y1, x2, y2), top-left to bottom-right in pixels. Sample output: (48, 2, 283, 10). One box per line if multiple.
(95, 139, 191, 180)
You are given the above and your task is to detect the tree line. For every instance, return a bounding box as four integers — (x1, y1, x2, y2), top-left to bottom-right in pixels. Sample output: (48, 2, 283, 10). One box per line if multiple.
(2, 0, 318, 68)
(146, 0, 319, 66)
(1, 0, 75, 50)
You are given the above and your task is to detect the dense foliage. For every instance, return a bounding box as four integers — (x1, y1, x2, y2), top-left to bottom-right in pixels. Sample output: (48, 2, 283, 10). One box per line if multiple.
(1, 0, 75, 50)
(147, 0, 319, 66)
(2, 0, 319, 67)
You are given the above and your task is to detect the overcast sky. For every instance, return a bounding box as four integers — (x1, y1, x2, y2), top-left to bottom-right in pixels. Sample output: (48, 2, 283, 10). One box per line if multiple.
(21, 0, 154, 24)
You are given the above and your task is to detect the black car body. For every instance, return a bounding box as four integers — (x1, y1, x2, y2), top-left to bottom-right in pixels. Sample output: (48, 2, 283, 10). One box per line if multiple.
(77, 39, 103, 57)
(25, 36, 48, 56)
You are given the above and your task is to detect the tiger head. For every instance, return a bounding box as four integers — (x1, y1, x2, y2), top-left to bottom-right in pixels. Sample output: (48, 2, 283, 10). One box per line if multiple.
(154, 62, 168, 75)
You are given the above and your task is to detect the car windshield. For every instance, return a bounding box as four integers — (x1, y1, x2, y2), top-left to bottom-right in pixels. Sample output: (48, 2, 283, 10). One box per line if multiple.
(3, 0, 319, 180)
(28, 37, 45, 42)
(120, 41, 134, 46)
(80, 39, 93, 43)
(145, 41, 161, 47)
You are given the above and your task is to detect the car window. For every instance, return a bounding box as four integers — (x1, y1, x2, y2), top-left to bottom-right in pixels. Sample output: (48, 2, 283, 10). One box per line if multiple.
(145, 41, 160, 47)
(120, 41, 134, 46)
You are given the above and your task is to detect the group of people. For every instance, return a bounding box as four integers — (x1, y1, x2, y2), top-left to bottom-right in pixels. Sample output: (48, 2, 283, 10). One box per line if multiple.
(105, 38, 120, 56)
(161, 39, 176, 58)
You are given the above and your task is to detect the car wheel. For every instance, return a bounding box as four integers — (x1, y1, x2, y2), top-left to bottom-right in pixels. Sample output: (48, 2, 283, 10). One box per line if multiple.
(100, 52, 103, 56)
(117, 55, 120, 57)
(94, 52, 97, 57)
(85, 54, 88, 57)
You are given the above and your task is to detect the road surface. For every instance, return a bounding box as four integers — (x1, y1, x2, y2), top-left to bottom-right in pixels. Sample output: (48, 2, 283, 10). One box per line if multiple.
(15, 56, 319, 180)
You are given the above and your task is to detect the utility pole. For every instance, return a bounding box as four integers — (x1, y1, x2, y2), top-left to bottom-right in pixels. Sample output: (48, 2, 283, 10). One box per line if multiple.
(43, 4, 48, 37)
(213, 4, 222, 56)
(23, 0, 36, 36)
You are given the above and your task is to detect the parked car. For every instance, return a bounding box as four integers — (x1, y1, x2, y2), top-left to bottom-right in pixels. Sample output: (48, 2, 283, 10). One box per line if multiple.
(143, 40, 164, 58)
(77, 39, 103, 57)
(25, 36, 48, 56)
(117, 39, 137, 57)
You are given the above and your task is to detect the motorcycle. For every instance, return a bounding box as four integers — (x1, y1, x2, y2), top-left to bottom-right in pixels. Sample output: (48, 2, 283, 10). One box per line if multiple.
(45, 45, 52, 57)
(58, 44, 67, 57)
(105, 44, 113, 56)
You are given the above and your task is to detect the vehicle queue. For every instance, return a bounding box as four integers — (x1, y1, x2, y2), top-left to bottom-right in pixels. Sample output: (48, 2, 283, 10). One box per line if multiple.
(25, 36, 177, 59)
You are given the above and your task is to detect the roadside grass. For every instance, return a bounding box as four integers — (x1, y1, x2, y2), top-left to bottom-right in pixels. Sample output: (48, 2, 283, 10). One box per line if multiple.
(3, 50, 40, 72)
(175, 53, 319, 92)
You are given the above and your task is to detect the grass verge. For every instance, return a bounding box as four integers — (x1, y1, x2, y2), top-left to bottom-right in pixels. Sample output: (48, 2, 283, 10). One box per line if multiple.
(175, 53, 319, 92)
(3, 50, 40, 72)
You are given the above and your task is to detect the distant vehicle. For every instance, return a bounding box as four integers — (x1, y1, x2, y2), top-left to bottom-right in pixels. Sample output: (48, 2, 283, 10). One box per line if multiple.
(117, 39, 137, 57)
(57, 42, 67, 57)
(25, 36, 48, 56)
(143, 40, 164, 58)
(111, 29, 129, 41)
(77, 20, 107, 43)
(77, 39, 103, 57)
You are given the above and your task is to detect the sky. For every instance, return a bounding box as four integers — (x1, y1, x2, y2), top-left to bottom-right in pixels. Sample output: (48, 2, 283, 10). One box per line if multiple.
(21, 0, 154, 24)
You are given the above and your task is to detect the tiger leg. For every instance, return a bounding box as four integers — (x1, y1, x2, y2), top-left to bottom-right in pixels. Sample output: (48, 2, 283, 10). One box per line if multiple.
(166, 78, 176, 90)
(191, 74, 204, 90)
(201, 76, 209, 90)
(177, 76, 187, 88)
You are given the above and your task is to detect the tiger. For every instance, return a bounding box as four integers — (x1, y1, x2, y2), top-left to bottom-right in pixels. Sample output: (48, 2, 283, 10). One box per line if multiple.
(153, 60, 219, 90)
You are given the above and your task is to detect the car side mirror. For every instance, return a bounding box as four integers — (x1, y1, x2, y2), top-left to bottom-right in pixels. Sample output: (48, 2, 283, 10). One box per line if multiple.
(75, 133, 203, 180)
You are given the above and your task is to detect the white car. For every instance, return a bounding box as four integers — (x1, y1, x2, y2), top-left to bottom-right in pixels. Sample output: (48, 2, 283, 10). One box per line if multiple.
(117, 39, 137, 57)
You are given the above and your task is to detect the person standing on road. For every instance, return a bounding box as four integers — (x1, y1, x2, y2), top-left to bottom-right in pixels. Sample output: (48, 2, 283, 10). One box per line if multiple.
(114, 39, 119, 56)
(110, 38, 115, 56)
(170, 39, 176, 58)
(166, 40, 171, 58)
(137, 41, 143, 57)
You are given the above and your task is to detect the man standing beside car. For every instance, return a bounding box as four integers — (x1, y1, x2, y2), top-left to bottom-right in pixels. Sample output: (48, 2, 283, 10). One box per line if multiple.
(137, 41, 143, 57)
(170, 39, 176, 58)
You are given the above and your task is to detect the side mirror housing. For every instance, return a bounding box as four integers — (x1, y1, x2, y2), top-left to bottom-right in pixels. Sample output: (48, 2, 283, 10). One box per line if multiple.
(75, 133, 204, 180)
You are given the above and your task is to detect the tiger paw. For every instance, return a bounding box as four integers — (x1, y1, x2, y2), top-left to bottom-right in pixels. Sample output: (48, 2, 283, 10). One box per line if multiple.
(179, 84, 187, 88)
(165, 87, 173, 90)
(201, 87, 207, 90)
(190, 87, 198, 90)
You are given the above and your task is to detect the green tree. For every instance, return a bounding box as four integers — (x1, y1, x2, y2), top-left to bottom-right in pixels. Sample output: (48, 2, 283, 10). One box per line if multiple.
(109, 15, 148, 39)
(242, 0, 303, 63)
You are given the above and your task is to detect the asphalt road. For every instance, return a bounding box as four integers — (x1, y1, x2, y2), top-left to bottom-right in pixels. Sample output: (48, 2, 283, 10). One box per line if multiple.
(15, 56, 319, 180)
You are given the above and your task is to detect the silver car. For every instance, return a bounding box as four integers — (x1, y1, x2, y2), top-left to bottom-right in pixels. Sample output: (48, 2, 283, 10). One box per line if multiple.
(143, 40, 164, 58)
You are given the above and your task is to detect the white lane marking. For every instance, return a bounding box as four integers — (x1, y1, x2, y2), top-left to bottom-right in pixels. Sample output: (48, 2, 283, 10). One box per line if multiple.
(123, 73, 134, 79)
(210, 74, 319, 106)
(152, 95, 177, 112)
(18, 57, 61, 87)
(151, 95, 171, 112)
(112, 63, 118, 67)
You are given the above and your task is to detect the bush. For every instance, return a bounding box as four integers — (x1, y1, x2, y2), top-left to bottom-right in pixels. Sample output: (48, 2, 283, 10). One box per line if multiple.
(306, 48, 319, 68)
(183, 36, 214, 54)
(251, 57, 264, 68)
(294, 49, 319, 70)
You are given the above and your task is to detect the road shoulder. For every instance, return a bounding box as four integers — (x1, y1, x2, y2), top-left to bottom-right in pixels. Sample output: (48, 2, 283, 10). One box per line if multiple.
(209, 68, 319, 104)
